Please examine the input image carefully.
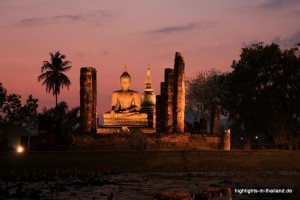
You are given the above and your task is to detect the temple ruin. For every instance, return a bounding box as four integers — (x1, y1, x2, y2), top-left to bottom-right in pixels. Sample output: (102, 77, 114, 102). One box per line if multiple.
(156, 52, 185, 133)
(78, 52, 229, 150)
(80, 52, 186, 134)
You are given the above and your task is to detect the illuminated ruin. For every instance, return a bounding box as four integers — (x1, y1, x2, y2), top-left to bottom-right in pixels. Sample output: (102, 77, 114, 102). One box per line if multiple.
(156, 52, 185, 133)
(80, 52, 185, 134)
(78, 52, 229, 150)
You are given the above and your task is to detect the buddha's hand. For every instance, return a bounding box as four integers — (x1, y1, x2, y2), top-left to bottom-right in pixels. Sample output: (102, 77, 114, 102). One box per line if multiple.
(110, 110, 115, 117)
(123, 109, 130, 113)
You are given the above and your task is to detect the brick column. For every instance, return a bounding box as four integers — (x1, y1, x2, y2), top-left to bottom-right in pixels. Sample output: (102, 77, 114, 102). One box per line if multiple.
(164, 68, 174, 133)
(156, 82, 165, 133)
(80, 67, 97, 133)
(155, 95, 161, 133)
(222, 129, 231, 150)
(173, 52, 185, 133)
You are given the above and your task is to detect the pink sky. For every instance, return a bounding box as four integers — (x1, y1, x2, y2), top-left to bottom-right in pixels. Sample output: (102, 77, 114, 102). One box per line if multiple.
(0, 0, 299, 116)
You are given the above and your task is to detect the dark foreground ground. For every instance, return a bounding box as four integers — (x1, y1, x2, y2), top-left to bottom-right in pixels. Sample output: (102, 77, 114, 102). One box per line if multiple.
(0, 150, 299, 199)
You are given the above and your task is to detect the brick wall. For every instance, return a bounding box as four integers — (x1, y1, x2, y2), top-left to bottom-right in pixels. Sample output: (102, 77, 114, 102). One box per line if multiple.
(71, 133, 221, 151)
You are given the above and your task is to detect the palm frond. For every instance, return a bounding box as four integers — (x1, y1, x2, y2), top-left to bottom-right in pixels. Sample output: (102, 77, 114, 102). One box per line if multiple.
(60, 54, 66, 60)
(61, 60, 72, 67)
(60, 74, 71, 89)
(41, 61, 53, 72)
(61, 65, 72, 72)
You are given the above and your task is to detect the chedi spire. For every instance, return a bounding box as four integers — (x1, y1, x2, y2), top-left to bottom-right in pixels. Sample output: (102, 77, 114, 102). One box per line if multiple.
(141, 65, 156, 128)
(144, 64, 154, 91)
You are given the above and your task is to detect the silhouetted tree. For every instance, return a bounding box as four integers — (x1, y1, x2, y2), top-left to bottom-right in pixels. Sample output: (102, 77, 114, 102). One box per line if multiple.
(2, 93, 22, 126)
(39, 102, 79, 134)
(38, 51, 72, 107)
(186, 69, 228, 133)
(21, 95, 39, 130)
(0, 83, 39, 130)
(0, 83, 7, 108)
(65, 106, 80, 133)
(225, 43, 300, 147)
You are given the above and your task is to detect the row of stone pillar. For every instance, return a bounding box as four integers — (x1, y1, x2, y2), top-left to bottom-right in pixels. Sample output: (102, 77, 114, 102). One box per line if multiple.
(156, 52, 185, 133)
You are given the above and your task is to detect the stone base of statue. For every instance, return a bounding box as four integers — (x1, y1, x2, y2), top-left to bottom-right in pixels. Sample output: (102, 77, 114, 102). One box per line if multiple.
(103, 112, 148, 127)
(97, 127, 155, 134)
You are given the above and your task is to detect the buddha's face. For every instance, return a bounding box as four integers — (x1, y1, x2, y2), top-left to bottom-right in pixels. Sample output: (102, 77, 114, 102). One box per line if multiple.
(120, 77, 130, 91)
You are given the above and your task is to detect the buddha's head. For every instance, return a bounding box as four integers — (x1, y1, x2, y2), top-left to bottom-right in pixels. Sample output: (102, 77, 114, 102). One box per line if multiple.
(120, 68, 131, 91)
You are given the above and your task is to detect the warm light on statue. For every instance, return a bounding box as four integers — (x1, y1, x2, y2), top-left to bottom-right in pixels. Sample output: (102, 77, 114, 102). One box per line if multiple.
(110, 67, 141, 114)
(103, 67, 148, 127)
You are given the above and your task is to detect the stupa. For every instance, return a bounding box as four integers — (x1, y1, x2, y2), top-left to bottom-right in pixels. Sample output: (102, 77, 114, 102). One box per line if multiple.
(140, 65, 156, 128)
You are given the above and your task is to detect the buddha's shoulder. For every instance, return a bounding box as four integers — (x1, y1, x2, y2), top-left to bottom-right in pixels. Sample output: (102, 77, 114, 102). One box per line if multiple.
(128, 90, 139, 95)
(112, 90, 139, 95)
(112, 90, 121, 96)
(112, 90, 122, 93)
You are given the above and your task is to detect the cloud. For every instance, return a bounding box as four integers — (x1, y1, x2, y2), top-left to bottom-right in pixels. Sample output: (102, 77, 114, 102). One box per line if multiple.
(260, 0, 299, 9)
(87, 10, 112, 18)
(83, 10, 112, 25)
(272, 36, 282, 44)
(152, 23, 198, 34)
(52, 15, 84, 22)
(149, 22, 214, 35)
(290, 9, 300, 16)
(17, 18, 49, 26)
(272, 32, 300, 46)
(16, 10, 111, 27)
(286, 32, 300, 45)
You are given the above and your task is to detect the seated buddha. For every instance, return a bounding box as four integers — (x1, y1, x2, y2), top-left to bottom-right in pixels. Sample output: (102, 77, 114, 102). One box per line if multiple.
(103, 67, 148, 127)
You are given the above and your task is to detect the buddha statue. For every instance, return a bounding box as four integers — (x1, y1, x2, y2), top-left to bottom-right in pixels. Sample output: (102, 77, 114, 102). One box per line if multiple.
(110, 68, 140, 114)
(103, 67, 148, 127)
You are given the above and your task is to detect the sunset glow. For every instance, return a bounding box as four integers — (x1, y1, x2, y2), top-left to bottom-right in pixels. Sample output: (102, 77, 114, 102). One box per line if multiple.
(1, 0, 299, 115)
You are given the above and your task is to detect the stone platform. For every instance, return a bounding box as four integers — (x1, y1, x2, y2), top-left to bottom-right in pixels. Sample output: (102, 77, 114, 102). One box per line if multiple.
(103, 112, 148, 127)
(97, 127, 156, 134)
(72, 133, 221, 150)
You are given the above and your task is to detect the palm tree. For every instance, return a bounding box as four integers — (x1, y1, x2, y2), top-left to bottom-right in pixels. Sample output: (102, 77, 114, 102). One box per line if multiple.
(38, 51, 72, 107)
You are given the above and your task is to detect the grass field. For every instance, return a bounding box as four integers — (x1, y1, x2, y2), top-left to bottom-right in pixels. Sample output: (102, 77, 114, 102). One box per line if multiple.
(1, 150, 299, 174)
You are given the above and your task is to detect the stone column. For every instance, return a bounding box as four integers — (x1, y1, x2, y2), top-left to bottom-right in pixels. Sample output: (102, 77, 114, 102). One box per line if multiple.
(222, 129, 231, 150)
(155, 95, 161, 133)
(152, 105, 156, 129)
(164, 68, 174, 133)
(80, 67, 97, 133)
(210, 105, 221, 135)
(156, 82, 165, 133)
(173, 52, 185, 133)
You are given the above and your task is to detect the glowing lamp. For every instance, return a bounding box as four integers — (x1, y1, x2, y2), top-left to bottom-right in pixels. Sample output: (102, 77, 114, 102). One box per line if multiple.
(17, 146, 24, 153)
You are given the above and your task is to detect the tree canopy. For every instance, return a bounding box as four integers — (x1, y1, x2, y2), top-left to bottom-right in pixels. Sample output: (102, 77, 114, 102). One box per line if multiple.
(225, 42, 300, 145)
(39, 102, 80, 134)
(186, 69, 227, 123)
(0, 83, 39, 130)
(185, 43, 300, 147)
(185, 69, 229, 134)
